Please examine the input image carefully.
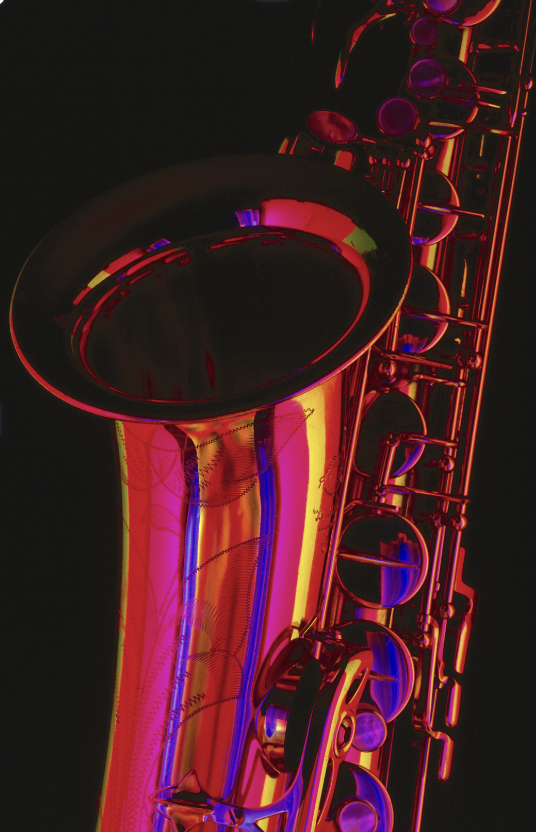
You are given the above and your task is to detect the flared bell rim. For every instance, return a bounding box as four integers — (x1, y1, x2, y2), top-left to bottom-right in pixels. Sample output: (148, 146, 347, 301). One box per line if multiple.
(11, 153, 411, 422)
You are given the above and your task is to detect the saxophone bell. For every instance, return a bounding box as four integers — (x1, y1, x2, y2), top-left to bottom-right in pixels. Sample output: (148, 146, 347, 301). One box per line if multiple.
(11, 152, 412, 832)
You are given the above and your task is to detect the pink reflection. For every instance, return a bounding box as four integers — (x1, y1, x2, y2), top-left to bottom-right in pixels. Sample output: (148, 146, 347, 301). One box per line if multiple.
(259, 401, 311, 657)
(99, 423, 187, 832)
(260, 199, 371, 313)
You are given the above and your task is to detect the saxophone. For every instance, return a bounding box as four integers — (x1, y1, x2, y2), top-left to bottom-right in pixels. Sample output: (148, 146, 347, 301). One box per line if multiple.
(9, 2, 534, 832)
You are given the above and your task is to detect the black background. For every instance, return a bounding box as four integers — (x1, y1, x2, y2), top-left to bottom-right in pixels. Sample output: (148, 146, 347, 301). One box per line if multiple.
(1, 1, 534, 831)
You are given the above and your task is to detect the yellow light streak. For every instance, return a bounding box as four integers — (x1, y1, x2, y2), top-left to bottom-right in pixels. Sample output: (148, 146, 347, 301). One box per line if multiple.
(458, 27, 472, 63)
(88, 270, 111, 288)
(292, 384, 328, 625)
(420, 243, 438, 272)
